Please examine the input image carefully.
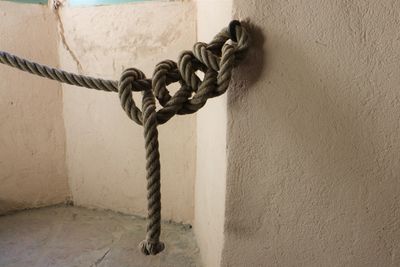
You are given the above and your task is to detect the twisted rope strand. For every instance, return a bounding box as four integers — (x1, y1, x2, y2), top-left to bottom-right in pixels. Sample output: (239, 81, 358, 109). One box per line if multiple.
(0, 50, 120, 91)
(140, 87, 164, 255)
(0, 20, 249, 255)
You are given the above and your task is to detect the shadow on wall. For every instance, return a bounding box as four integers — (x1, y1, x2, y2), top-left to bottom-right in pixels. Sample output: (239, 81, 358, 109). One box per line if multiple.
(229, 20, 266, 103)
(224, 19, 400, 266)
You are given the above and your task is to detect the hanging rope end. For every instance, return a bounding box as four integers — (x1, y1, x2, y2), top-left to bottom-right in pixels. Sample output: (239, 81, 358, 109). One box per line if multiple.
(139, 240, 165, 256)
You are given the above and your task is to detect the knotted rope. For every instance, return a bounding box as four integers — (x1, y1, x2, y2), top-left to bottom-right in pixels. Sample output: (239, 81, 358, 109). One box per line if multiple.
(0, 20, 249, 255)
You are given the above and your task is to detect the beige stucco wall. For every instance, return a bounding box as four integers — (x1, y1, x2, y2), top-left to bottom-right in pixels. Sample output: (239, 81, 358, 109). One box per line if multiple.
(222, 0, 400, 266)
(0, 2, 70, 214)
(58, 2, 197, 223)
(194, 1, 231, 266)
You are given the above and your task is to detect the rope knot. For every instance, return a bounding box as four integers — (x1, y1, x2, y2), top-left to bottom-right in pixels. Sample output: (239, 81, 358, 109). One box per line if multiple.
(139, 240, 165, 256)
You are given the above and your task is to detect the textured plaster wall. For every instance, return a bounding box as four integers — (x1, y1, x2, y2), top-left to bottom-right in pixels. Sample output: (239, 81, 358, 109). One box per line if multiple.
(222, 0, 400, 266)
(0, 2, 70, 214)
(58, 2, 197, 223)
(194, 1, 231, 266)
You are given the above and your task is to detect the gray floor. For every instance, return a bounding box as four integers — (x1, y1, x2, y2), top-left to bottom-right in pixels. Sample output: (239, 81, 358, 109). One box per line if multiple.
(0, 206, 200, 267)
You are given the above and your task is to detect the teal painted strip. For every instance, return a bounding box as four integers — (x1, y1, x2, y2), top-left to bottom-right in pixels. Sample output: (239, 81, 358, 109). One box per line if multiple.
(1, 0, 47, 4)
(69, 0, 159, 7)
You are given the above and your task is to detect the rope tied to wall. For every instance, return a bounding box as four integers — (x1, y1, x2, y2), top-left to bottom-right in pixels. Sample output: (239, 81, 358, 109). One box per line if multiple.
(0, 20, 249, 255)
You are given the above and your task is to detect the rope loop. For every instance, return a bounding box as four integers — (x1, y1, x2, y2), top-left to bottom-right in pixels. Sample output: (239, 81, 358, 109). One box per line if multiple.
(117, 20, 249, 127)
(118, 68, 146, 125)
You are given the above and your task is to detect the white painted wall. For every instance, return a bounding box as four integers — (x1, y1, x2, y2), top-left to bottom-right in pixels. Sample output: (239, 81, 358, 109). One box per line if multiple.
(58, 2, 197, 223)
(195, 1, 232, 267)
(221, 0, 400, 266)
(0, 2, 70, 214)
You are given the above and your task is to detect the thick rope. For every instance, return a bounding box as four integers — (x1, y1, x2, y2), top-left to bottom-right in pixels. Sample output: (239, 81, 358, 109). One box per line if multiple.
(0, 20, 249, 255)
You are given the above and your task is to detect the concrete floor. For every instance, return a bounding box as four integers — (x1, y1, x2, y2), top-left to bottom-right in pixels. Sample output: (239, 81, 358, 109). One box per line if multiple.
(0, 206, 200, 267)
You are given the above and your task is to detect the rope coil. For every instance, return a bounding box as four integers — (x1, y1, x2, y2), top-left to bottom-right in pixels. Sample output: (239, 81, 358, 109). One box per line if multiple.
(0, 20, 249, 255)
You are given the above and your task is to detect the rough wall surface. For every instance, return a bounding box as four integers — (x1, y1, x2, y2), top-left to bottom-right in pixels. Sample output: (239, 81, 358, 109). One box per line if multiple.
(59, 2, 196, 223)
(0, 2, 70, 213)
(222, 0, 400, 266)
